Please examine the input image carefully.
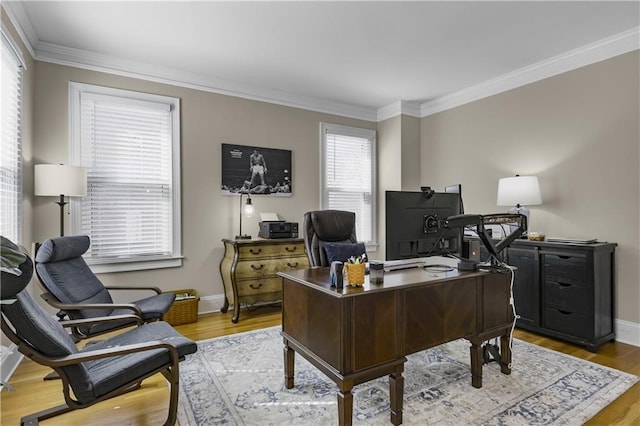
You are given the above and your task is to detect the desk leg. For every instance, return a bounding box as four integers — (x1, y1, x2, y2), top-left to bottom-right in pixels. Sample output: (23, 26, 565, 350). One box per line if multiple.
(283, 342, 295, 389)
(389, 371, 404, 425)
(500, 334, 512, 375)
(470, 342, 482, 388)
(337, 386, 353, 426)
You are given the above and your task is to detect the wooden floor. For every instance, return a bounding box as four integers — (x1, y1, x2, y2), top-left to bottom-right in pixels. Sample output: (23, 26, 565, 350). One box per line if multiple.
(2, 305, 639, 425)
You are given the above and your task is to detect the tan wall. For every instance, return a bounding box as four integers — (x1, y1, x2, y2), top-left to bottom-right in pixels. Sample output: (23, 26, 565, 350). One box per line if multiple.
(32, 61, 376, 305)
(420, 51, 640, 324)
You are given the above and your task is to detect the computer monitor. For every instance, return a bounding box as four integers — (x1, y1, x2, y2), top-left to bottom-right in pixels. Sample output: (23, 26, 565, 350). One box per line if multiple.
(385, 189, 463, 260)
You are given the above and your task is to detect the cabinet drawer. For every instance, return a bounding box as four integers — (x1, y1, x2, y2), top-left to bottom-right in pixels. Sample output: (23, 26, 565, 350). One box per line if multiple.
(545, 307, 589, 339)
(543, 253, 588, 286)
(236, 276, 282, 296)
(238, 242, 305, 259)
(234, 256, 308, 279)
(544, 281, 589, 314)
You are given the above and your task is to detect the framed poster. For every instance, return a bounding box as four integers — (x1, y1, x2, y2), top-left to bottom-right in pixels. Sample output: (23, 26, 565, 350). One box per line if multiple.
(221, 143, 292, 196)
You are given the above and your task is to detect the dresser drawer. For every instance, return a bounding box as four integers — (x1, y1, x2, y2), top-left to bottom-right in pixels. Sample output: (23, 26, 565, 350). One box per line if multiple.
(234, 256, 308, 279)
(543, 252, 588, 286)
(544, 281, 589, 314)
(545, 307, 589, 339)
(236, 276, 282, 296)
(238, 242, 305, 259)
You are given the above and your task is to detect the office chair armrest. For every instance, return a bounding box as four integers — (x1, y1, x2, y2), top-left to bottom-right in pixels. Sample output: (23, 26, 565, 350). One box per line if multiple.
(59, 314, 144, 329)
(40, 292, 143, 317)
(104, 286, 163, 295)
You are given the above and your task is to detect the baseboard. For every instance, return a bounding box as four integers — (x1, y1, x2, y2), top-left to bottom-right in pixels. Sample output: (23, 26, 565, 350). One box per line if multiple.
(198, 294, 226, 314)
(1, 344, 23, 392)
(615, 319, 640, 347)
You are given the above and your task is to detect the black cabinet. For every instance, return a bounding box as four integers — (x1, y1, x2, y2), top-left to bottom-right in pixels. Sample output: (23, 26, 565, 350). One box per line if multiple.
(473, 238, 616, 352)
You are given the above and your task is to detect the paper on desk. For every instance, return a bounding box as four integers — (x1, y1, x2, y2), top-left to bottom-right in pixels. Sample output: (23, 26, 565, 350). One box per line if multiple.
(260, 212, 281, 222)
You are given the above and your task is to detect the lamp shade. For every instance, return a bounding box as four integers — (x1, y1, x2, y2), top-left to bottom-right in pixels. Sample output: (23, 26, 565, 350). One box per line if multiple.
(497, 175, 542, 207)
(34, 164, 87, 197)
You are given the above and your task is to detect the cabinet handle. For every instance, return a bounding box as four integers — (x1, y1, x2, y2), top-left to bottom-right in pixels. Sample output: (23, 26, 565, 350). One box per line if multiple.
(557, 255, 572, 260)
(557, 309, 571, 315)
(251, 264, 265, 270)
(287, 262, 299, 268)
(250, 248, 262, 255)
(249, 283, 263, 290)
(555, 281, 572, 288)
(285, 246, 297, 252)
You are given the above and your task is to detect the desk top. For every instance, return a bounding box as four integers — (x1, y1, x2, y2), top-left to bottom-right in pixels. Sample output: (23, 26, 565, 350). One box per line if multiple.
(278, 256, 493, 298)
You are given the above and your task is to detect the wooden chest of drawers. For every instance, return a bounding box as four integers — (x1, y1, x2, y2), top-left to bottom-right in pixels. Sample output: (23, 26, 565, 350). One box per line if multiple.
(219, 238, 309, 323)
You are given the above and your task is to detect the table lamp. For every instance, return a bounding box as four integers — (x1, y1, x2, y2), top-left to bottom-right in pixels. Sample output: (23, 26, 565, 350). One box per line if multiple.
(34, 164, 87, 236)
(497, 175, 542, 235)
(235, 192, 255, 240)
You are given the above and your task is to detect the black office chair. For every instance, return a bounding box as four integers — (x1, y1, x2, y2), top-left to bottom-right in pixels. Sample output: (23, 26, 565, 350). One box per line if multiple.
(1, 236, 197, 425)
(35, 235, 176, 340)
(303, 210, 361, 267)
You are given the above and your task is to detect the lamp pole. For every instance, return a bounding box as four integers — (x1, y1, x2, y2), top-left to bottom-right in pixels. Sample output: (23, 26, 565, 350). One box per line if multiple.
(54, 195, 68, 236)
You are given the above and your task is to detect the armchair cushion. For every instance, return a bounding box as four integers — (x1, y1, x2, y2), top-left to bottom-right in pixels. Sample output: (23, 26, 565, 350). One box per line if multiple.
(324, 242, 367, 264)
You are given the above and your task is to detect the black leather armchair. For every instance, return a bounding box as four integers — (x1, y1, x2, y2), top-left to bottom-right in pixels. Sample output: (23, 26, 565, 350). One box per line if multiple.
(303, 210, 358, 267)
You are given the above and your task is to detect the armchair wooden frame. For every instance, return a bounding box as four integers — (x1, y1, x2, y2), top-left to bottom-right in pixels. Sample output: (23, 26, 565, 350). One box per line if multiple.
(1, 313, 184, 426)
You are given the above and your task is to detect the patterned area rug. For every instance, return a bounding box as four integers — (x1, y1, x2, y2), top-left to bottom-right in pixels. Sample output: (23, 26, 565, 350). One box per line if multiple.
(177, 326, 638, 425)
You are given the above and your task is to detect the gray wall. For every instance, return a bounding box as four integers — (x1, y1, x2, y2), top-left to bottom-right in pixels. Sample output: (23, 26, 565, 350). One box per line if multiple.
(420, 51, 640, 325)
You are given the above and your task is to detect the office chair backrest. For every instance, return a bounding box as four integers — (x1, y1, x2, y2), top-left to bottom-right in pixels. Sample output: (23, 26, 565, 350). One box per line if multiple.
(303, 210, 358, 267)
(35, 235, 114, 319)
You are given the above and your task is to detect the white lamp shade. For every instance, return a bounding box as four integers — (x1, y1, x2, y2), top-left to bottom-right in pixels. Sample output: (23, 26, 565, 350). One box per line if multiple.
(497, 175, 542, 207)
(35, 164, 87, 197)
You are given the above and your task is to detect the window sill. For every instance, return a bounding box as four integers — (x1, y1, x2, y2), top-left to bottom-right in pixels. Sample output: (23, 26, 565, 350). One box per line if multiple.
(87, 256, 183, 274)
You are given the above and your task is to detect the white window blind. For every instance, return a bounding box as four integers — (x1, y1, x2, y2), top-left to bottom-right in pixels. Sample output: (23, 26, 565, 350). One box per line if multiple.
(321, 123, 376, 244)
(0, 28, 24, 243)
(70, 83, 181, 272)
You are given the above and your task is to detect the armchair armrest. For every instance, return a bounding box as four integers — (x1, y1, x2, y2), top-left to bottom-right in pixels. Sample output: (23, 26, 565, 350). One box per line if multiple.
(104, 286, 162, 295)
(40, 292, 143, 317)
(29, 339, 180, 368)
(60, 314, 143, 329)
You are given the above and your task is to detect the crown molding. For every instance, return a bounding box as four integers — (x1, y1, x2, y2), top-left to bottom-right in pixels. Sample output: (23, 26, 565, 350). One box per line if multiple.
(420, 26, 640, 117)
(34, 41, 378, 122)
(377, 101, 421, 122)
(1, 1, 36, 58)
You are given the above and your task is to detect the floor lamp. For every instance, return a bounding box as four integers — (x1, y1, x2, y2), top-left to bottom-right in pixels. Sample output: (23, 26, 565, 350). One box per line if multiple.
(35, 164, 87, 236)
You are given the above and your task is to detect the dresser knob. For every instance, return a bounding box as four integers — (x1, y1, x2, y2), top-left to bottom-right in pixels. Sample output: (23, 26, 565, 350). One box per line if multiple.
(251, 264, 265, 270)
(285, 246, 297, 252)
(287, 262, 299, 268)
(250, 248, 262, 255)
(250, 283, 263, 290)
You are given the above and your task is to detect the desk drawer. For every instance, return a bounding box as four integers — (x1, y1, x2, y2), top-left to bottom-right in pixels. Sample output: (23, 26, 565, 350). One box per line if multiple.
(236, 276, 282, 296)
(545, 307, 589, 339)
(543, 253, 588, 286)
(238, 242, 305, 259)
(544, 281, 589, 314)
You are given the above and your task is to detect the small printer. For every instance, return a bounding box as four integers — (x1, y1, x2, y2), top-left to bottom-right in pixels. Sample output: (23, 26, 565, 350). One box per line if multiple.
(259, 221, 299, 239)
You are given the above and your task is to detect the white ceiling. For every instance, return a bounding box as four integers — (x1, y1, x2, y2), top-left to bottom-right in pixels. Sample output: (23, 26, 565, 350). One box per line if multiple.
(5, 1, 640, 120)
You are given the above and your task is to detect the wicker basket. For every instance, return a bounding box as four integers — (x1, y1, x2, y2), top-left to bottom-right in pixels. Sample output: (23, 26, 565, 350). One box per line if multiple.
(164, 289, 200, 325)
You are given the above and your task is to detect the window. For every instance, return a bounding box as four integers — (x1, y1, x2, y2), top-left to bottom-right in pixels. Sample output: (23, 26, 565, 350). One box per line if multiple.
(69, 83, 181, 273)
(320, 123, 376, 246)
(1, 26, 24, 243)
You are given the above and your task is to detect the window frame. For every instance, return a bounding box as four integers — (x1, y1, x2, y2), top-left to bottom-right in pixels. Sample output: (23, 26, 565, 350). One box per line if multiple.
(320, 122, 377, 250)
(69, 82, 182, 273)
(1, 24, 25, 244)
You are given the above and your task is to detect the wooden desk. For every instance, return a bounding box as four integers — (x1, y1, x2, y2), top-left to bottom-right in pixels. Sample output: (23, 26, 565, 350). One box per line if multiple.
(279, 261, 513, 425)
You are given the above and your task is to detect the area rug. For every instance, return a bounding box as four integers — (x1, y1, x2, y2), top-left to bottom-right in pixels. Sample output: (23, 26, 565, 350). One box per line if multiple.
(177, 326, 638, 425)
